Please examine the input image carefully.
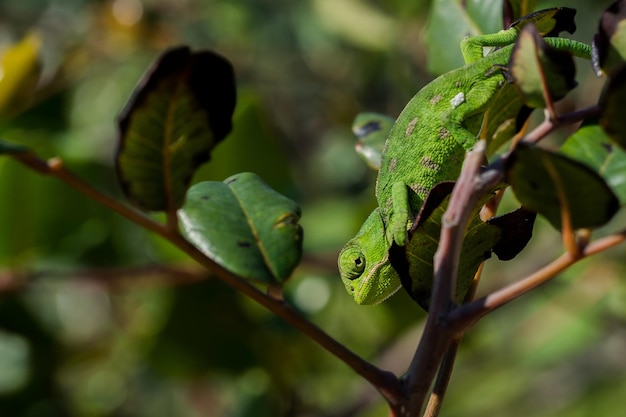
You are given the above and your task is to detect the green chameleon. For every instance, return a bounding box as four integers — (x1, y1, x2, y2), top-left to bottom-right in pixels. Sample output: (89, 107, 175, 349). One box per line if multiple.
(338, 8, 592, 305)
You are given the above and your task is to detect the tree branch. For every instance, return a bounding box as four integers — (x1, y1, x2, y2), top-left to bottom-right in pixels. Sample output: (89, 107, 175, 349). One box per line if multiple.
(403, 140, 498, 414)
(9, 151, 405, 408)
(450, 227, 626, 329)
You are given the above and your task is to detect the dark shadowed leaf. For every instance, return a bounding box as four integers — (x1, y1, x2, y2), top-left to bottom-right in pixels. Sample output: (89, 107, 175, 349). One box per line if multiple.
(179, 173, 302, 284)
(592, 0, 626, 76)
(389, 182, 501, 311)
(600, 67, 626, 151)
(508, 23, 577, 108)
(506, 143, 619, 230)
(508, 7, 576, 36)
(116, 46, 236, 212)
(503, 0, 539, 27)
(487, 207, 536, 260)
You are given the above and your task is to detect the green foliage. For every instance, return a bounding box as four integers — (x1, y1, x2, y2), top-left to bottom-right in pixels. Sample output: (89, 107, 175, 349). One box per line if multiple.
(392, 185, 501, 310)
(506, 143, 619, 230)
(116, 46, 236, 212)
(179, 173, 302, 284)
(508, 24, 577, 108)
(0, 1, 626, 417)
(338, 13, 591, 309)
(562, 124, 626, 203)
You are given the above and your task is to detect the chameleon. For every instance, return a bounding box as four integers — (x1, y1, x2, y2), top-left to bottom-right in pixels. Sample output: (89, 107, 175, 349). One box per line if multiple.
(338, 8, 592, 306)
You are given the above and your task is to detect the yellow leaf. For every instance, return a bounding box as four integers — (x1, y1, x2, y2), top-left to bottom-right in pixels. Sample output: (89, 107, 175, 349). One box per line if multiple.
(0, 33, 42, 118)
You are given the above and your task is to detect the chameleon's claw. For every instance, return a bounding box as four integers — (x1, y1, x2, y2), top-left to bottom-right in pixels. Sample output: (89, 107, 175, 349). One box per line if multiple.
(393, 228, 408, 247)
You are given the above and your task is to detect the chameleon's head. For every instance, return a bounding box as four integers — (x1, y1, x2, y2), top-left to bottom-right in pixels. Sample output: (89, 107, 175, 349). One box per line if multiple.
(338, 209, 402, 305)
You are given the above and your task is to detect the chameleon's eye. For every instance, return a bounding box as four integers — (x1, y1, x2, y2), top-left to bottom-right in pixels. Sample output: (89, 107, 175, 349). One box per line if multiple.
(338, 247, 366, 280)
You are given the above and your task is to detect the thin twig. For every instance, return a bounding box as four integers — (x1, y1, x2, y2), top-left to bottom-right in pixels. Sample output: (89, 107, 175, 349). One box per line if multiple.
(522, 105, 600, 145)
(423, 336, 462, 417)
(449, 228, 626, 330)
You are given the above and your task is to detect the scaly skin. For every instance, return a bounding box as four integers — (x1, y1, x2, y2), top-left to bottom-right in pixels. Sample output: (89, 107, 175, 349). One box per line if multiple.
(339, 32, 591, 305)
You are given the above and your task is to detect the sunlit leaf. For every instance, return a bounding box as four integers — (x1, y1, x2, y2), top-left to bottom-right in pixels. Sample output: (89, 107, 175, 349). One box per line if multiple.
(0, 33, 42, 119)
(116, 46, 236, 212)
(179, 172, 303, 284)
(562, 123, 626, 204)
(506, 143, 620, 230)
(508, 23, 577, 108)
(482, 85, 530, 157)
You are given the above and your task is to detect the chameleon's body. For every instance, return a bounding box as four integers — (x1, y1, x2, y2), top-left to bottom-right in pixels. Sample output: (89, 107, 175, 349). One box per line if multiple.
(376, 45, 511, 246)
(339, 25, 591, 305)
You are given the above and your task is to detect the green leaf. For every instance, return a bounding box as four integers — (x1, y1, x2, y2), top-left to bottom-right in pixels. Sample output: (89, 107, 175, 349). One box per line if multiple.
(389, 183, 501, 310)
(482, 84, 529, 157)
(352, 112, 394, 170)
(505, 143, 620, 230)
(116, 46, 236, 212)
(562, 123, 626, 204)
(508, 23, 577, 108)
(179, 172, 303, 284)
(592, 0, 626, 76)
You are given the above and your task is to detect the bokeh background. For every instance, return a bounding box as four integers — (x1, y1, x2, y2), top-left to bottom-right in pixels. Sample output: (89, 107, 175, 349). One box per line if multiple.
(0, 0, 625, 416)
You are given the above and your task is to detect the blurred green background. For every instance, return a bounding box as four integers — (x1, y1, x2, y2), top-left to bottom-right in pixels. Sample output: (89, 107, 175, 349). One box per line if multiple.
(0, 0, 625, 416)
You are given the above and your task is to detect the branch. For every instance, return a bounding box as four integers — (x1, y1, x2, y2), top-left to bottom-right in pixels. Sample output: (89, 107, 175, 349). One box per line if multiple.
(450, 228, 626, 328)
(422, 336, 461, 417)
(399, 104, 609, 413)
(522, 105, 601, 145)
(12, 153, 168, 239)
(403, 140, 499, 413)
(9, 151, 405, 407)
